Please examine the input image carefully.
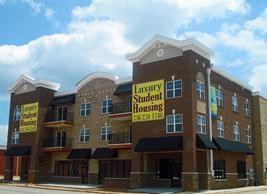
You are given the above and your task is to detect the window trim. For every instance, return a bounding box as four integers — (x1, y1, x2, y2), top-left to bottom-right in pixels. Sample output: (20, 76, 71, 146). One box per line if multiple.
(101, 126, 112, 141)
(79, 128, 89, 143)
(216, 89, 224, 107)
(233, 124, 240, 141)
(244, 99, 251, 117)
(101, 99, 112, 114)
(232, 96, 239, 112)
(13, 107, 21, 121)
(196, 80, 205, 100)
(166, 79, 182, 99)
(166, 114, 183, 133)
(11, 130, 19, 144)
(246, 127, 252, 144)
(80, 102, 91, 117)
(197, 114, 206, 134)
(217, 120, 225, 138)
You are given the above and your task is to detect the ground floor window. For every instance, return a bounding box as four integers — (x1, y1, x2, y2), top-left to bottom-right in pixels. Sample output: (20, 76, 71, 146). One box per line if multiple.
(99, 159, 131, 183)
(237, 160, 246, 179)
(155, 159, 182, 179)
(214, 158, 225, 179)
(55, 160, 87, 177)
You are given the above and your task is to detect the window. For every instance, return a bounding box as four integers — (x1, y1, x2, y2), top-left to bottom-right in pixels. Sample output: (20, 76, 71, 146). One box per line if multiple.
(166, 114, 183, 133)
(13, 106, 21, 121)
(233, 124, 240, 141)
(217, 120, 225, 138)
(216, 89, 223, 107)
(101, 99, 112, 114)
(244, 99, 251, 117)
(214, 158, 225, 179)
(232, 96, 238, 112)
(11, 131, 19, 144)
(80, 102, 91, 117)
(237, 161, 246, 179)
(197, 114, 206, 134)
(101, 126, 112, 141)
(166, 80, 182, 99)
(196, 81, 205, 100)
(79, 128, 89, 143)
(246, 127, 252, 144)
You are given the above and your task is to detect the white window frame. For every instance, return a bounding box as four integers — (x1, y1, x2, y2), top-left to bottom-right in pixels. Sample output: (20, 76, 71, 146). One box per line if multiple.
(166, 114, 183, 133)
(101, 99, 112, 114)
(166, 79, 182, 99)
(196, 80, 205, 100)
(197, 114, 206, 134)
(13, 107, 21, 121)
(232, 96, 238, 112)
(244, 99, 251, 117)
(79, 128, 89, 143)
(101, 126, 112, 141)
(233, 124, 240, 141)
(246, 127, 252, 144)
(11, 130, 19, 144)
(216, 89, 224, 107)
(217, 120, 225, 138)
(80, 102, 91, 117)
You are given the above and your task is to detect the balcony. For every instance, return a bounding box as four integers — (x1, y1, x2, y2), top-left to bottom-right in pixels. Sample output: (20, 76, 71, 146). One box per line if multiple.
(44, 112, 74, 128)
(109, 102, 132, 121)
(108, 131, 132, 149)
(42, 138, 72, 152)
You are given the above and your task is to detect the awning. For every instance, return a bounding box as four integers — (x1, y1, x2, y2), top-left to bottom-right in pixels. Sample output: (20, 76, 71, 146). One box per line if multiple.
(213, 137, 253, 155)
(135, 136, 182, 152)
(114, 83, 132, 96)
(92, 148, 117, 159)
(67, 148, 91, 159)
(49, 94, 75, 106)
(5, 145, 31, 156)
(197, 134, 217, 149)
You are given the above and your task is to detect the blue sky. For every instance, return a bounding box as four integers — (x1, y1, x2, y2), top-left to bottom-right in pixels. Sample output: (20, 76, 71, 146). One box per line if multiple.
(0, 0, 267, 145)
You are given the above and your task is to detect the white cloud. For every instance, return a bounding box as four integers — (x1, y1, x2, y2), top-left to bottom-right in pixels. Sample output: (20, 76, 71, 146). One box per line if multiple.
(0, 125, 8, 145)
(245, 8, 267, 34)
(45, 7, 55, 19)
(249, 65, 267, 93)
(21, 0, 42, 13)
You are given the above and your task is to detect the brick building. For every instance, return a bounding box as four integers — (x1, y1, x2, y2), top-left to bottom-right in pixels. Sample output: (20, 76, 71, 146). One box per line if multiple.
(5, 35, 255, 191)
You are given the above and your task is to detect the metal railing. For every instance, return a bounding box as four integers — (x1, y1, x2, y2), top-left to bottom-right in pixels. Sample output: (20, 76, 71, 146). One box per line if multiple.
(111, 102, 132, 114)
(43, 138, 72, 148)
(109, 131, 132, 144)
(45, 111, 74, 123)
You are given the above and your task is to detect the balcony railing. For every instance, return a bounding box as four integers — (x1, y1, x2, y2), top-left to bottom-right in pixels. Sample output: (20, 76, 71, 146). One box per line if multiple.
(43, 138, 72, 148)
(45, 112, 74, 123)
(109, 131, 132, 144)
(111, 102, 132, 114)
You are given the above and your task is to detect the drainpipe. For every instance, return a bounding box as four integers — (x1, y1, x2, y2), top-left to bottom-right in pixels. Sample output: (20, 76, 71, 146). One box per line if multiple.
(207, 66, 214, 176)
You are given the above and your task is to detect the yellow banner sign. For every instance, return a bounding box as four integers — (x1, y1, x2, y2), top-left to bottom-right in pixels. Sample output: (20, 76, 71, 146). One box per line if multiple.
(132, 79, 164, 122)
(20, 102, 39, 133)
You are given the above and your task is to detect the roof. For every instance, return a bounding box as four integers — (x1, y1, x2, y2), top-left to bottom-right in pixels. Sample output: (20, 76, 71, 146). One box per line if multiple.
(67, 148, 91, 159)
(113, 83, 132, 96)
(135, 136, 183, 152)
(5, 145, 31, 156)
(196, 134, 217, 150)
(92, 148, 117, 159)
(49, 94, 76, 106)
(213, 137, 253, 155)
(127, 34, 214, 62)
(9, 74, 60, 93)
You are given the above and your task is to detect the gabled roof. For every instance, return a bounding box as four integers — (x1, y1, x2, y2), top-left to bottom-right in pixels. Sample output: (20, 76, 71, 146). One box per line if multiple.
(9, 74, 60, 93)
(76, 72, 117, 91)
(127, 34, 214, 62)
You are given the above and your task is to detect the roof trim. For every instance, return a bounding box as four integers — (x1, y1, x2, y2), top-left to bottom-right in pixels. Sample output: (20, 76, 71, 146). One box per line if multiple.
(9, 74, 60, 93)
(126, 34, 214, 62)
(76, 72, 117, 91)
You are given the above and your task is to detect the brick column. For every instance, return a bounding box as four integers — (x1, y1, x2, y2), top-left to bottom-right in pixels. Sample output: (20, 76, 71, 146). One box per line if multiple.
(4, 156, 13, 182)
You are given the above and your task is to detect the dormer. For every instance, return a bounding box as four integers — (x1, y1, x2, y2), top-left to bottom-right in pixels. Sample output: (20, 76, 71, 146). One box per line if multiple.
(127, 34, 214, 65)
(9, 74, 60, 95)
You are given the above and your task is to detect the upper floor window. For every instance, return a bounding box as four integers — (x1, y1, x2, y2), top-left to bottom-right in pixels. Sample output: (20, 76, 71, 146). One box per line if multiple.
(246, 127, 252, 144)
(244, 99, 251, 117)
(101, 126, 112, 141)
(214, 158, 225, 179)
(13, 106, 21, 121)
(11, 130, 19, 144)
(233, 124, 240, 141)
(101, 99, 112, 114)
(232, 96, 238, 112)
(80, 102, 91, 117)
(79, 128, 89, 143)
(197, 114, 206, 134)
(166, 80, 182, 99)
(217, 120, 225, 138)
(216, 89, 224, 107)
(166, 114, 183, 133)
(196, 81, 205, 100)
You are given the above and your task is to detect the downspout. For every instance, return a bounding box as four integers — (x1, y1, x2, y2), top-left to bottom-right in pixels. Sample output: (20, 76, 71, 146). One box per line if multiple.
(207, 66, 214, 176)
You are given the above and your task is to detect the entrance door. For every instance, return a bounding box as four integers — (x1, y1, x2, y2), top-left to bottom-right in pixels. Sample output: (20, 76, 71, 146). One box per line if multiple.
(80, 161, 88, 184)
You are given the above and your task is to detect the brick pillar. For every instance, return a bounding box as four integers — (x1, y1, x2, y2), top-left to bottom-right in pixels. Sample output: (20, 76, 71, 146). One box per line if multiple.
(4, 156, 14, 182)
(130, 152, 144, 188)
(28, 170, 39, 184)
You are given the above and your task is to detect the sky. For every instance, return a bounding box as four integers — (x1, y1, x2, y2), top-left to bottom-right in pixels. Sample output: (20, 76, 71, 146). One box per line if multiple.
(0, 0, 267, 145)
